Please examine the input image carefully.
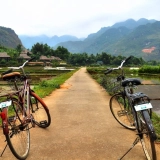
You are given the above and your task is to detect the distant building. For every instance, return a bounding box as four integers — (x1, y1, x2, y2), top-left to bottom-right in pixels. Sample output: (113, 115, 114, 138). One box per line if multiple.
(0, 52, 11, 61)
(18, 50, 31, 62)
(40, 55, 62, 66)
(19, 53, 31, 60)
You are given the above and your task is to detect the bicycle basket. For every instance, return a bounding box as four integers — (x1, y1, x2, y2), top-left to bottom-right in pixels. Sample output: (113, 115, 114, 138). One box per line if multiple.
(6, 74, 30, 91)
(7, 76, 24, 91)
(101, 75, 123, 95)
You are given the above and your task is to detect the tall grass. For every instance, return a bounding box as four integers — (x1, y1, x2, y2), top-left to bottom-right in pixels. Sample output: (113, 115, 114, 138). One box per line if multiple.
(139, 65, 160, 74)
(152, 112, 160, 141)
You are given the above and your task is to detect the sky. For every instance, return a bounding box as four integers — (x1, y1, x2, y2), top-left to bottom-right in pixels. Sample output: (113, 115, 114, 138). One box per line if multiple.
(0, 0, 160, 38)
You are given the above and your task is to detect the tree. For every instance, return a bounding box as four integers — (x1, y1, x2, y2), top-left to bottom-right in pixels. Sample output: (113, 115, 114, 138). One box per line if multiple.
(55, 46, 70, 61)
(16, 44, 23, 54)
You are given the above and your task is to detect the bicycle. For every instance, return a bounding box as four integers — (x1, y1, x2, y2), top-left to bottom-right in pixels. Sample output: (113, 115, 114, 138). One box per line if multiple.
(2, 58, 51, 129)
(105, 56, 138, 130)
(0, 90, 30, 160)
(105, 57, 157, 159)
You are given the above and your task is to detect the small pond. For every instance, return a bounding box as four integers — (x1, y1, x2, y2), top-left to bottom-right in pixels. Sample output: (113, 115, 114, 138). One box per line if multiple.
(127, 74, 160, 115)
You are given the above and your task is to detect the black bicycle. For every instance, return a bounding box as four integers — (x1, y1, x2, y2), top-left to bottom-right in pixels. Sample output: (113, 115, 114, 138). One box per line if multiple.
(105, 56, 138, 130)
(105, 57, 157, 159)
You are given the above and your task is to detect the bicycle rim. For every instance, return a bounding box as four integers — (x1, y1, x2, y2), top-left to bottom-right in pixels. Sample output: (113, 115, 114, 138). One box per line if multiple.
(6, 99, 30, 160)
(140, 110, 156, 160)
(110, 93, 136, 130)
(30, 91, 51, 128)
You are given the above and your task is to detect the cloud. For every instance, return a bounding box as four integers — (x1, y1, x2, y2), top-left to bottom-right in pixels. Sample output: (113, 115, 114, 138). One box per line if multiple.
(0, 0, 160, 38)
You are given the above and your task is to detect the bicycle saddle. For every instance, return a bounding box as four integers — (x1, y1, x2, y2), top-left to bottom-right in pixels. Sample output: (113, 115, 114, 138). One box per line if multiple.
(122, 78, 141, 87)
(2, 72, 21, 81)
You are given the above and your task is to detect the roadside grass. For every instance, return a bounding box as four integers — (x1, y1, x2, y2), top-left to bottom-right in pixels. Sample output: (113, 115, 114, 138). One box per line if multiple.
(152, 112, 160, 141)
(33, 69, 78, 98)
(87, 67, 160, 142)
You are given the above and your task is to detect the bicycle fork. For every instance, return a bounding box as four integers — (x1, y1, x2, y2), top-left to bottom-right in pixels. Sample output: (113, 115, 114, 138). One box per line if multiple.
(0, 108, 9, 157)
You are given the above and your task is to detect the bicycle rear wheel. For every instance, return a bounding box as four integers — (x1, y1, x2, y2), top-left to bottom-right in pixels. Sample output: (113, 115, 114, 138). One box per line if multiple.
(110, 93, 136, 130)
(30, 91, 51, 128)
(139, 110, 157, 160)
(6, 98, 30, 160)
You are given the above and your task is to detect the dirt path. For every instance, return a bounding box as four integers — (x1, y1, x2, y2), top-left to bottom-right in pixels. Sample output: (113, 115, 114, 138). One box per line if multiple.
(1, 67, 160, 159)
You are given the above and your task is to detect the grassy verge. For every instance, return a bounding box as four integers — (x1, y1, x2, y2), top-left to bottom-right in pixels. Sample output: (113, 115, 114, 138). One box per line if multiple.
(152, 112, 160, 141)
(33, 69, 78, 98)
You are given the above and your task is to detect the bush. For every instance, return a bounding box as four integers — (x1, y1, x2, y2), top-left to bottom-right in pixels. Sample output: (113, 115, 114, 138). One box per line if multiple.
(139, 65, 160, 74)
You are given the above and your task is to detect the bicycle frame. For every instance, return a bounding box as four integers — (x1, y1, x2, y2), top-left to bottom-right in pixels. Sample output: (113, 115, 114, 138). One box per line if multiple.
(19, 79, 31, 120)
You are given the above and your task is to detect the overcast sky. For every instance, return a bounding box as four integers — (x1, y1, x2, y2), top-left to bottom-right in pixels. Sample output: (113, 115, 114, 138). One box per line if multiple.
(0, 0, 160, 38)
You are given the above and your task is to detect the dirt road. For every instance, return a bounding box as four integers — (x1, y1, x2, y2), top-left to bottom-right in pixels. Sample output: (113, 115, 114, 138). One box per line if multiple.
(1, 67, 160, 159)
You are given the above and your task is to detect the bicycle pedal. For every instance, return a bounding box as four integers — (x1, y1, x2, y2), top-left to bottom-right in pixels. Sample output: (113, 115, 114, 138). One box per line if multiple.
(132, 123, 135, 126)
(19, 124, 28, 131)
(40, 120, 47, 126)
(32, 123, 35, 128)
(8, 116, 15, 122)
(118, 110, 126, 116)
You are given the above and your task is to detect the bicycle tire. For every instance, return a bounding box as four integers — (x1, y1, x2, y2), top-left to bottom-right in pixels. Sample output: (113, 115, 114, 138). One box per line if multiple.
(30, 91, 51, 128)
(110, 92, 136, 130)
(139, 110, 157, 160)
(6, 98, 30, 160)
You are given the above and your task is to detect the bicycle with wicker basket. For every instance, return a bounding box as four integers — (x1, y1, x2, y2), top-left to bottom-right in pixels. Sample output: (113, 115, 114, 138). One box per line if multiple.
(1, 58, 51, 129)
(105, 56, 157, 159)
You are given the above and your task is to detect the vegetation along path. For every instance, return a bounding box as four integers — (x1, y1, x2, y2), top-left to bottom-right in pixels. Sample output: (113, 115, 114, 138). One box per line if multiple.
(1, 67, 160, 160)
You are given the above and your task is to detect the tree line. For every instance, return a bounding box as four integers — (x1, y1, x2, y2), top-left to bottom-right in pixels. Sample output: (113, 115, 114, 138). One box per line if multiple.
(0, 43, 159, 66)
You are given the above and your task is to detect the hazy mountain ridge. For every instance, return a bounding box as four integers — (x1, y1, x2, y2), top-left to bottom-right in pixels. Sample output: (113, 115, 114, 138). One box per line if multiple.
(19, 35, 84, 49)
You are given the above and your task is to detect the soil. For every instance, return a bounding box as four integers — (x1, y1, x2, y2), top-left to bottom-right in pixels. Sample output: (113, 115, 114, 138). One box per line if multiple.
(142, 47, 156, 53)
(0, 67, 160, 160)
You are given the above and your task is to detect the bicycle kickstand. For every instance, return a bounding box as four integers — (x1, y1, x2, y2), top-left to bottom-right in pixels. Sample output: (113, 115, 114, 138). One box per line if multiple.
(0, 142, 8, 157)
(118, 136, 140, 160)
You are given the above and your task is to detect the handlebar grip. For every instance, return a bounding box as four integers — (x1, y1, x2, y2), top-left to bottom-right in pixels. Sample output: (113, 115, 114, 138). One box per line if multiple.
(125, 56, 131, 62)
(104, 68, 113, 75)
(1, 69, 13, 75)
(28, 57, 35, 62)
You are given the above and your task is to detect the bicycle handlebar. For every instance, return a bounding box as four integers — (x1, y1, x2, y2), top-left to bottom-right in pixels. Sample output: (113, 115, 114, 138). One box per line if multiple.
(104, 68, 113, 74)
(1, 69, 13, 75)
(2, 57, 35, 75)
(104, 56, 131, 75)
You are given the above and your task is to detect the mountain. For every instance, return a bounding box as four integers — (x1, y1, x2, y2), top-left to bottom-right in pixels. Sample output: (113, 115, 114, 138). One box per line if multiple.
(111, 21, 160, 60)
(55, 18, 159, 60)
(19, 35, 84, 49)
(1, 18, 159, 61)
(112, 18, 156, 29)
(0, 26, 23, 48)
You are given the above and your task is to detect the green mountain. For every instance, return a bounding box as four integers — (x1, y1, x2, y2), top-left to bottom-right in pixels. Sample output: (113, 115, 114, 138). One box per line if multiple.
(56, 18, 159, 60)
(0, 26, 23, 48)
(109, 21, 160, 60)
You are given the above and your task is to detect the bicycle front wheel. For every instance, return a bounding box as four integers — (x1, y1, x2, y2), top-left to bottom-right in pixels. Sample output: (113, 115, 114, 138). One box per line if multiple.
(110, 93, 136, 130)
(30, 91, 51, 128)
(139, 110, 157, 160)
(6, 98, 30, 160)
